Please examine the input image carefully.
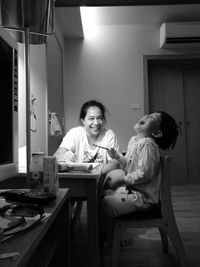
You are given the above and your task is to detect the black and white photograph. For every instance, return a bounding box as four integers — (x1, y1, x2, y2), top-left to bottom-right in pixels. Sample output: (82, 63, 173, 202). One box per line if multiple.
(0, 1, 200, 266)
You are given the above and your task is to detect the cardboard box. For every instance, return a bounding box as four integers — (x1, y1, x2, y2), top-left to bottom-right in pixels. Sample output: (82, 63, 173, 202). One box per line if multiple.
(43, 156, 59, 195)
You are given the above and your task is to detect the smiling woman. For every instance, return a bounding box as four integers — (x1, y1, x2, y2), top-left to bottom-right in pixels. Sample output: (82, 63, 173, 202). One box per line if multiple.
(54, 99, 120, 165)
(53, 99, 120, 228)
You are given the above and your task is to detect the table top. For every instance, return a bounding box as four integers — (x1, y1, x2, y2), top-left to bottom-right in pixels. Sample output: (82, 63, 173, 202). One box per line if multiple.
(0, 188, 69, 267)
(58, 163, 103, 179)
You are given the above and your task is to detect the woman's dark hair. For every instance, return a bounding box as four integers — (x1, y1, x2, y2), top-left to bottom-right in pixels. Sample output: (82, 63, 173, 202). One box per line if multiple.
(153, 111, 179, 150)
(79, 100, 109, 124)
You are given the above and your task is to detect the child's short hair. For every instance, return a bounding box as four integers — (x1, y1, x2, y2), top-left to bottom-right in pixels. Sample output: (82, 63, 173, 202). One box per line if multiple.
(153, 111, 179, 150)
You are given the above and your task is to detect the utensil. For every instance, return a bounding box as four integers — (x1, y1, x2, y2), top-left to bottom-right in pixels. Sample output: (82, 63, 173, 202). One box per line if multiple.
(92, 144, 109, 150)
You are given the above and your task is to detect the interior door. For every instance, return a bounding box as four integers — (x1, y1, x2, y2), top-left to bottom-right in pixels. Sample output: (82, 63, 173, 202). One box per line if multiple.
(183, 65, 200, 183)
(148, 63, 188, 184)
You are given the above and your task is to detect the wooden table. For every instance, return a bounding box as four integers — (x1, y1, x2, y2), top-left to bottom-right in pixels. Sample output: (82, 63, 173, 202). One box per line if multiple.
(58, 165, 102, 267)
(0, 189, 70, 267)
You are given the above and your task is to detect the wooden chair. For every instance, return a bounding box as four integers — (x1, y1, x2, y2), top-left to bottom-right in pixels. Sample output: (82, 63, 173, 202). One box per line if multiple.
(108, 155, 187, 267)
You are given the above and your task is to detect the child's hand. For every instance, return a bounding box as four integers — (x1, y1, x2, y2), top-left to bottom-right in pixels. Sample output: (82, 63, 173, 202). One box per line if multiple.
(108, 148, 119, 160)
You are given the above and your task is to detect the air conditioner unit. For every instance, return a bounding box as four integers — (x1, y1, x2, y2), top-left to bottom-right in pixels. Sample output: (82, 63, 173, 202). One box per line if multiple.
(160, 22, 200, 49)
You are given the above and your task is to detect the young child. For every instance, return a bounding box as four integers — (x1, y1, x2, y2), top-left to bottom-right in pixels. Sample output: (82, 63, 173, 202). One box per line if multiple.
(101, 111, 179, 217)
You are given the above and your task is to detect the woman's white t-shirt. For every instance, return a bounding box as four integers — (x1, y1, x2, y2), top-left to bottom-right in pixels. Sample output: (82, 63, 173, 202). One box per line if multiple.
(59, 126, 119, 163)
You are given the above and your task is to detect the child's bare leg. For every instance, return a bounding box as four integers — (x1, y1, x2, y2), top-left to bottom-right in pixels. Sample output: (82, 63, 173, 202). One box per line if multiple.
(102, 188, 148, 217)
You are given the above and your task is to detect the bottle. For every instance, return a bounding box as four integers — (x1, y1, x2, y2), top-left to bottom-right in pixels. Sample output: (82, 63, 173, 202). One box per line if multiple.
(30, 152, 45, 191)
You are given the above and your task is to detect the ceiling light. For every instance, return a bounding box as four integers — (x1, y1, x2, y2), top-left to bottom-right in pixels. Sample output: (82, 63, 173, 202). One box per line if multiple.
(80, 7, 97, 39)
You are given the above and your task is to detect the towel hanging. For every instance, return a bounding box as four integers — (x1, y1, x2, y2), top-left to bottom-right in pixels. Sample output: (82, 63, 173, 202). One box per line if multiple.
(49, 112, 63, 137)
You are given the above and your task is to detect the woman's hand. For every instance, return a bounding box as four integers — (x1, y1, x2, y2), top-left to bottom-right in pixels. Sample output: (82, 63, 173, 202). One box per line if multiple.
(55, 148, 76, 163)
(62, 151, 76, 162)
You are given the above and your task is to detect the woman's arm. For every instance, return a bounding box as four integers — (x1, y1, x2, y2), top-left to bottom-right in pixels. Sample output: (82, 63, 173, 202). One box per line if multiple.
(53, 127, 79, 163)
(54, 147, 76, 162)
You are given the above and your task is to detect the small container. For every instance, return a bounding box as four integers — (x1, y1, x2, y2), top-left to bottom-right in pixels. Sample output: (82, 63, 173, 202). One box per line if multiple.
(43, 156, 59, 196)
(30, 152, 45, 190)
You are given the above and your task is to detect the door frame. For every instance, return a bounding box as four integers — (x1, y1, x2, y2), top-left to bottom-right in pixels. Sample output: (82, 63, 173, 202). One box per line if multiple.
(143, 53, 200, 184)
(143, 54, 200, 114)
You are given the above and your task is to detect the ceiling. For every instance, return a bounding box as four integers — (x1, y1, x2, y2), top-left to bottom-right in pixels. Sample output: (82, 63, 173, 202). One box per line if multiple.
(55, 0, 200, 6)
(55, 3, 200, 38)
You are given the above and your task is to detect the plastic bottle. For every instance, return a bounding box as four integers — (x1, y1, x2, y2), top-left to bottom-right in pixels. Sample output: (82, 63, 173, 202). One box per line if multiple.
(30, 152, 45, 190)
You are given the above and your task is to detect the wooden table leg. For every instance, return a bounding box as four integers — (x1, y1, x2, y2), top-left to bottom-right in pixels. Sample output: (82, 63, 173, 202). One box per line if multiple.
(87, 179, 99, 267)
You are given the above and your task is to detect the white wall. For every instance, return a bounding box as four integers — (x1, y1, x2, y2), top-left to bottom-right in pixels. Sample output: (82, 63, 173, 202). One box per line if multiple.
(47, 34, 64, 156)
(18, 44, 47, 172)
(18, 15, 64, 171)
(18, 14, 64, 172)
(30, 45, 48, 153)
(46, 15, 65, 155)
(63, 23, 184, 151)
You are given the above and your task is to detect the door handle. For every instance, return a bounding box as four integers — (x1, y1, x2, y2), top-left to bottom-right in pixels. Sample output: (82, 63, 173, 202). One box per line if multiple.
(178, 121, 183, 135)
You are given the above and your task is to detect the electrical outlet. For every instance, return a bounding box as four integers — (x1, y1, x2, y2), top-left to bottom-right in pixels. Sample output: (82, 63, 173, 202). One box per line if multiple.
(131, 103, 140, 109)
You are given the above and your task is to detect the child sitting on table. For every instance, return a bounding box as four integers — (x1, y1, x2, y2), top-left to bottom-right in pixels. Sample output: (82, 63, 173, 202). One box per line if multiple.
(101, 111, 179, 217)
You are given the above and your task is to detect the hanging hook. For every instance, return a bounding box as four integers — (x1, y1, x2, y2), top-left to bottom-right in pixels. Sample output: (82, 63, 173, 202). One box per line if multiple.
(31, 94, 37, 103)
